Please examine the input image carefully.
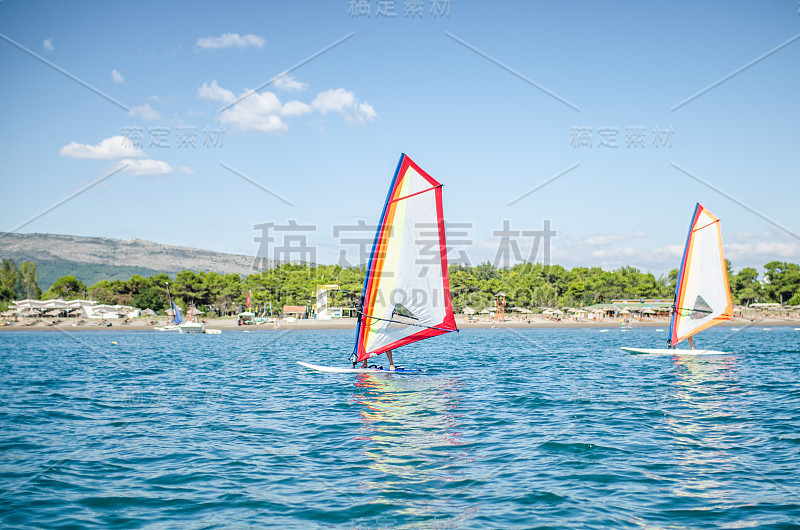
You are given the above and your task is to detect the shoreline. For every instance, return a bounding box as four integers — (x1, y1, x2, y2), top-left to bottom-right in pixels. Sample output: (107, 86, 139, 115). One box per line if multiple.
(2, 316, 798, 332)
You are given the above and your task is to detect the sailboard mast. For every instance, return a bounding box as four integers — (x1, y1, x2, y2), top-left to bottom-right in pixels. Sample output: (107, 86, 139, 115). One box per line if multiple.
(668, 203, 733, 347)
(353, 154, 457, 363)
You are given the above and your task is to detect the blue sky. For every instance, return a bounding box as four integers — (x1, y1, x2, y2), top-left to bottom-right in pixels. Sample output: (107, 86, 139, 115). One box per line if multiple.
(1, 0, 798, 276)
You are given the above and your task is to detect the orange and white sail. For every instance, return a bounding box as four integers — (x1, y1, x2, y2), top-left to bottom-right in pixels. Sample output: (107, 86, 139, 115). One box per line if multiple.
(354, 154, 457, 363)
(669, 204, 733, 346)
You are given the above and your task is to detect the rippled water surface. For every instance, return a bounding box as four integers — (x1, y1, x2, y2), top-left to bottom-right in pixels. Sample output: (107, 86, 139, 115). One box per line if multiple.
(2, 326, 800, 528)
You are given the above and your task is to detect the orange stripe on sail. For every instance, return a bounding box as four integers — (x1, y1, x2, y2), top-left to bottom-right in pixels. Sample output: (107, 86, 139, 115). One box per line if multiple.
(362, 182, 402, 349)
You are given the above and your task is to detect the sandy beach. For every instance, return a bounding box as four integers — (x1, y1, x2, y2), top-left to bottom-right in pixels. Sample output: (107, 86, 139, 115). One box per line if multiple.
(2, 315, 798, 332)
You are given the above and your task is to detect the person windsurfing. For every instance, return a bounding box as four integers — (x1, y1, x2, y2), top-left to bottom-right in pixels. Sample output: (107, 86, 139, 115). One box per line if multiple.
(353, 293, 395, 370)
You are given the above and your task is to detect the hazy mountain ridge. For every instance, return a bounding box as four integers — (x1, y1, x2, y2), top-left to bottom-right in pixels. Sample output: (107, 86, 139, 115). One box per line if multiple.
(1, 233, 270, 288)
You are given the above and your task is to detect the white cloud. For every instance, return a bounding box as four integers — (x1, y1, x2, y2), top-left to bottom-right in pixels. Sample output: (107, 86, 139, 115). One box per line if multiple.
(198, 80, 235, 103)
(60, 136, 145, 160)
(583, 230, 646, 246)
(111, 69, 125, 84)
(199, 80, 311, 133)
(274, 74, 308, 92)
(218, 92, 309, 133)
(541, 242, 686, 275)
(116, 158, 174, 176)
(196, 33, 265, 50)
(584, 245, 682, 263)
(179, 166, 195, 175)
(128, 103, 162, 121)
(282, 100, 312, 116)
(312, 89, 377, 126)
(43, 39, 54, 52)
(198, 82, 377, 133)
(725, 241, 800, 264)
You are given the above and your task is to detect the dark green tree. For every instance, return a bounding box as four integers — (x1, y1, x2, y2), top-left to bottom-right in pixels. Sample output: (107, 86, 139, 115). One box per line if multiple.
(0, 259, 20, 301)
(764, 261, 800, 304)
(730, 267, 761, 305)
(43, 276, 86, 300)
(132, 286, 167, 312)
(17, 262, 41, 299)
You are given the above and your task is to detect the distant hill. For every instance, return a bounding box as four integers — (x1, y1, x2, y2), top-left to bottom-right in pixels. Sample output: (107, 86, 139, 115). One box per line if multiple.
(0, 233, 274, 290)
(29, 261, 169, 292)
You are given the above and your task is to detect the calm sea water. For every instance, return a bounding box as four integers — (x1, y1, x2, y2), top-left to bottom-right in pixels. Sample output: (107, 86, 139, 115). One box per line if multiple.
(1, 326, 799, 528)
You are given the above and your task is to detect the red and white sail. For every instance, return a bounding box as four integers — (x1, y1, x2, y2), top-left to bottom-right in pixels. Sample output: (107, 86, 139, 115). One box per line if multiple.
(354, 154, 457, 362)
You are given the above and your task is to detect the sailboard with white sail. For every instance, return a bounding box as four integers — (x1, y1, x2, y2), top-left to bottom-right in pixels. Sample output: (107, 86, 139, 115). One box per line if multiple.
(156, 282, 183, 331)
(622, 203, 734, 355)
(299, 154, 458, 373)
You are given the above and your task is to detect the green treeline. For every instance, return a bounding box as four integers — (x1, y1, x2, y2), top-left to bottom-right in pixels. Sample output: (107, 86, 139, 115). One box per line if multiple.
(0, 259, 42, 306)
(2, 258, 799, 314)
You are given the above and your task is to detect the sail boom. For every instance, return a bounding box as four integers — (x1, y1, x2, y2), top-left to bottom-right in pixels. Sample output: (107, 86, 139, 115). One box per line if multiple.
(388, 184, 443, 205)
(359, 311, 457, 333)
(692, 219, 720, 233)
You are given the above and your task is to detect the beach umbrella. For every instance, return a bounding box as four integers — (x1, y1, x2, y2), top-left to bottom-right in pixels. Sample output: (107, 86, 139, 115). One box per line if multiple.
(463, 307, 476, 315)
(142, 309, 156, 316)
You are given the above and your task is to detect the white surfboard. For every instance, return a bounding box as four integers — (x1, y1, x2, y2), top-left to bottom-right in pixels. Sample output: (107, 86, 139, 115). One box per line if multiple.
(297, 361, 424, 373)
(621, 347, 731, 356)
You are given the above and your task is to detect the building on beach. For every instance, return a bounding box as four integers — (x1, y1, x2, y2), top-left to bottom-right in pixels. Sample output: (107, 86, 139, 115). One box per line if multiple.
(6, 299, 140, 320)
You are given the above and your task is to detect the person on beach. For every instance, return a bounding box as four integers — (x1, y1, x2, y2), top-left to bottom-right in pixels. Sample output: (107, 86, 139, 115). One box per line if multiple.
(355, 293, 396, 370)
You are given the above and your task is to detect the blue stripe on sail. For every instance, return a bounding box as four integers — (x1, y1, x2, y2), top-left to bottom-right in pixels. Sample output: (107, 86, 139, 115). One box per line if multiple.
(668, 202, 701, 346)
(172, 301, 183, 325)
(353, 153, 407, 359)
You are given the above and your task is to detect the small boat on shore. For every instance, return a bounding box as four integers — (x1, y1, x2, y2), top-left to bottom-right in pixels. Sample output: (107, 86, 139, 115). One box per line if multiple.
(179, 305, 205, 334)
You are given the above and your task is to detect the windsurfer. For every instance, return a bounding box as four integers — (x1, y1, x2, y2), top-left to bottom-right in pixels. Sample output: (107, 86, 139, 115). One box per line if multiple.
(362, 349, 395, 370)
(670, 337, 695, 350)
(355, 293, 396, 370)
